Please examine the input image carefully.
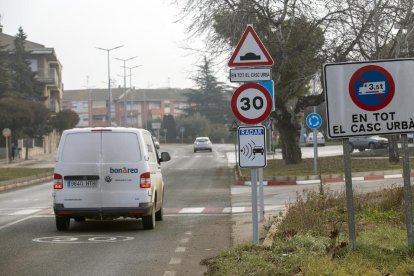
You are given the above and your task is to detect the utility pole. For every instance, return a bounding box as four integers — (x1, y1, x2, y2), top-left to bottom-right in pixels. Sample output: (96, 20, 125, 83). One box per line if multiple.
(95, 45, 124, 126)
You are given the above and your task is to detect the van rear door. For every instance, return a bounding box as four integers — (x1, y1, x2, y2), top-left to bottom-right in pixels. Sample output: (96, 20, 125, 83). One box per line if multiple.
(100, 131, 144, 208)
(55, 131, 102, 209)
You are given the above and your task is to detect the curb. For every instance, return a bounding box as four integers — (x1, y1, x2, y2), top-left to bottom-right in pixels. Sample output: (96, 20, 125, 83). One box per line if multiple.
(237, 172, 414, 186)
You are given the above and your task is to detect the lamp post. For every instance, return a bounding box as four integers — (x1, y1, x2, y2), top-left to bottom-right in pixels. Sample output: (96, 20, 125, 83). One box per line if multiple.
(114, 56, 138, 126)
(125, 65, 142, 127)
(95, 45, 124, 126)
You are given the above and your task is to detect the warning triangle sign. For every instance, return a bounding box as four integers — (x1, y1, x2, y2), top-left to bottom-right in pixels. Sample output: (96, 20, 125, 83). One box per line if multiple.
(228, 26, 274, 67)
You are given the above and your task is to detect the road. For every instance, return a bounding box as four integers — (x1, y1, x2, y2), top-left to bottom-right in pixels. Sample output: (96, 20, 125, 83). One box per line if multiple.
(0, 144, 234, 276)
(0, 143, 405, 275)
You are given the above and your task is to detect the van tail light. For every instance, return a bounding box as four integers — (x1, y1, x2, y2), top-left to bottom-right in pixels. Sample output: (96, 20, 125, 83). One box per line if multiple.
(54, 173, 63, 189)
(140, 172, 151, 188)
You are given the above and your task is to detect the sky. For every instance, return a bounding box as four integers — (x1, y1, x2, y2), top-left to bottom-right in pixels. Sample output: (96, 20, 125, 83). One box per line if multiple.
(1, 0, 214, 90)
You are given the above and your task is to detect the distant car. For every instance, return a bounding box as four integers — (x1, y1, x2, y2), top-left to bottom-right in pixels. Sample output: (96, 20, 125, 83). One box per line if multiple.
(349, 135, 388, 152)
(153, 137, 160, 149)
(305, 132, 325, 146)
(193, 137, 212, 152)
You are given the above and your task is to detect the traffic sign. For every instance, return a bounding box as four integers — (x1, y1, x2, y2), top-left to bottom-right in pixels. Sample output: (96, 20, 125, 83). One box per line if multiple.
(231, 82, 273, 125)
(324, 59, 414, 138)
(230, 68, 272, 82)
(228, 25, 274, 67)
(306, 113, 322, 129)
(2, 128, 11, 138)
(349, 65, 395, 111)
(238, 126, 266, 168)
(258, 80, 275, 111)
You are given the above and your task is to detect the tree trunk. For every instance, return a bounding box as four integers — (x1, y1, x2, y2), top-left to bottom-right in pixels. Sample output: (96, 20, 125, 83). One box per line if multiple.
(275, 119, 302, 164)
(388, 135, 399, 163)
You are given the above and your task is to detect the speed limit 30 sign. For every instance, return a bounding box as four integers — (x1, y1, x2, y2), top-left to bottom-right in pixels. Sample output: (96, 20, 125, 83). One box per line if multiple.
(231, 82, 272, 125)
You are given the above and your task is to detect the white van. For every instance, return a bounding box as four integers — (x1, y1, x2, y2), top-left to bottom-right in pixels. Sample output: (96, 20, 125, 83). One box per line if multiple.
(52, 127, 170, 231)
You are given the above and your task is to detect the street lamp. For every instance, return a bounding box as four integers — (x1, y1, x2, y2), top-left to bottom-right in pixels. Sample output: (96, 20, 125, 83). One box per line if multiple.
(95, 45, 124, 126)
(114, 56, 138, 126)
(125, 65, 142, 127)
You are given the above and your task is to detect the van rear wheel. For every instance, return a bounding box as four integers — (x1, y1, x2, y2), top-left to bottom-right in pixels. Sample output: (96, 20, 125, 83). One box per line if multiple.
(55, 216, 70, 231)
(155, 204, 163, 221)
(142, 207, 155, 230)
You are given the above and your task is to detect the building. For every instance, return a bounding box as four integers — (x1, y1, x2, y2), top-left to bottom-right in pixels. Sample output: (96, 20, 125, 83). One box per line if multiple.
(0, 26, 63, 156)
(63, 87, 191, 130)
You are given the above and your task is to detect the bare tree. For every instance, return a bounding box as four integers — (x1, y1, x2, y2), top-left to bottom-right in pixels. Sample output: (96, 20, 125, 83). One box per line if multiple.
(176, 0, 414, 164)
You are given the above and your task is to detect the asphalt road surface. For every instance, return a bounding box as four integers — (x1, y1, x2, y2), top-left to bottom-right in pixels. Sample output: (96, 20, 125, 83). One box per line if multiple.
(0, 144, 234, 276)
(0, 143, 406, 276)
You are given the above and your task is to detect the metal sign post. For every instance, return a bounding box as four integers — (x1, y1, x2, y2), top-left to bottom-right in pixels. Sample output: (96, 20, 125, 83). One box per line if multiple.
(324, 59, 414, 250)
(2, 128, 11, 164)
(238, 126, 267, 245)
(258, 167, 265, 222)
(342, 138, 356, 250)
(306, 112, 322, 175)
(251, 168, 259, 244)
(401, 134, 414, 248)
(229, 24, 273, 245)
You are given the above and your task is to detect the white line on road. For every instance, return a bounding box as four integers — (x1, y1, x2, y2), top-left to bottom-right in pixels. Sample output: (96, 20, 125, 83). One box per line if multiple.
(179, 207, 205, 214)
(0, 215, 34, 230)
(10, 209, 42, 215)
(175, 247, 186, 253)
(169, 257, 182, 265)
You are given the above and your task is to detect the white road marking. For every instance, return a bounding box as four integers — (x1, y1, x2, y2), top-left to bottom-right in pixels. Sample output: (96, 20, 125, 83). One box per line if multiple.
(175, 247, 186, 253)
(179, 207, 205, 214)
(10, 209, 42, 215)
(162, 271, 176, 276)
(0, 216, 34, 230)
(169, 257, 182, 265)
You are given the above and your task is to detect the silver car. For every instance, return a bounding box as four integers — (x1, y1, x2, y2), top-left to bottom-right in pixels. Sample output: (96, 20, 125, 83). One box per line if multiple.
(349, 135, 388, 152)
(193, 137, 212, 152)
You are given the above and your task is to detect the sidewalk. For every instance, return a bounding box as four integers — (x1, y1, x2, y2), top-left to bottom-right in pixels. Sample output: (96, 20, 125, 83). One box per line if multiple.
(0, 153, 55, 169)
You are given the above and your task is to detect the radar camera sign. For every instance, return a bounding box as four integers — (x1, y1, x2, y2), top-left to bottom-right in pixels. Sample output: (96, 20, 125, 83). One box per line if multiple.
(238, 126, 266, 168)
(324, 59, 414, 138)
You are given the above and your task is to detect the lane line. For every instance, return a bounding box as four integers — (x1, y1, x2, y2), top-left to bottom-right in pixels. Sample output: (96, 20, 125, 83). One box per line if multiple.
(0, 215, 34, 230)
(175, 247, 186, 253)
(169, 257, 182, 265)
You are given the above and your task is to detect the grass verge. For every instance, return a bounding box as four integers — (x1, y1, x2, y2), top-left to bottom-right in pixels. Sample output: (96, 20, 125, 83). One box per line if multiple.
(203, 185, 414, 275)
(241, 153, 406, 178)
(0, 168, 53, 182)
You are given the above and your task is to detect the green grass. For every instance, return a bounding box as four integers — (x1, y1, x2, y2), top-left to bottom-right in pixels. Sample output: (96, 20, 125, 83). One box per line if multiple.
(240, 156, 403, 178)
(0, 168, 53, 182)
(203, 186, 414, 275)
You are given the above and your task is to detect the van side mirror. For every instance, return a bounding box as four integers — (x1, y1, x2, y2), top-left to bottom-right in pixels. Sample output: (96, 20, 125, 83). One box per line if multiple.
(160, 152, 171, 162)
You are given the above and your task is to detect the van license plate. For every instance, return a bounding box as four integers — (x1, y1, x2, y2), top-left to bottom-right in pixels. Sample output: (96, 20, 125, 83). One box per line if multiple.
(67, 180, 98, 188)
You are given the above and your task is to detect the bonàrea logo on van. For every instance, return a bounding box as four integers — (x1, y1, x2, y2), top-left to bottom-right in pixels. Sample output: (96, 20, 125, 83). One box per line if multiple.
(109, 167, 139, 174)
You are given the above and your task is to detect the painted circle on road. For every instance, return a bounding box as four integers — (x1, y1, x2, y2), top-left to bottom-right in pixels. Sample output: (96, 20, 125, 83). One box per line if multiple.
(32, 235, 134, 244)
(349, 65, 395, 111)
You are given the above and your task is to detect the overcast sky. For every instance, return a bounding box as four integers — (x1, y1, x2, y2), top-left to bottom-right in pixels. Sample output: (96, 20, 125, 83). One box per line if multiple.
(1, 0, 211, 90)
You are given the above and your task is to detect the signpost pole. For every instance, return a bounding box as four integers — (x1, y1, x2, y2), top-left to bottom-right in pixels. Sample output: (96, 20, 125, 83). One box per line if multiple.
(401, 134, 413, 248)
(258, 167, 264, 221)
(343, 138, 356, 250)
(5, 136, 9, 164)
(313, 127, 318, 175)
(251, 168, 259, 244)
